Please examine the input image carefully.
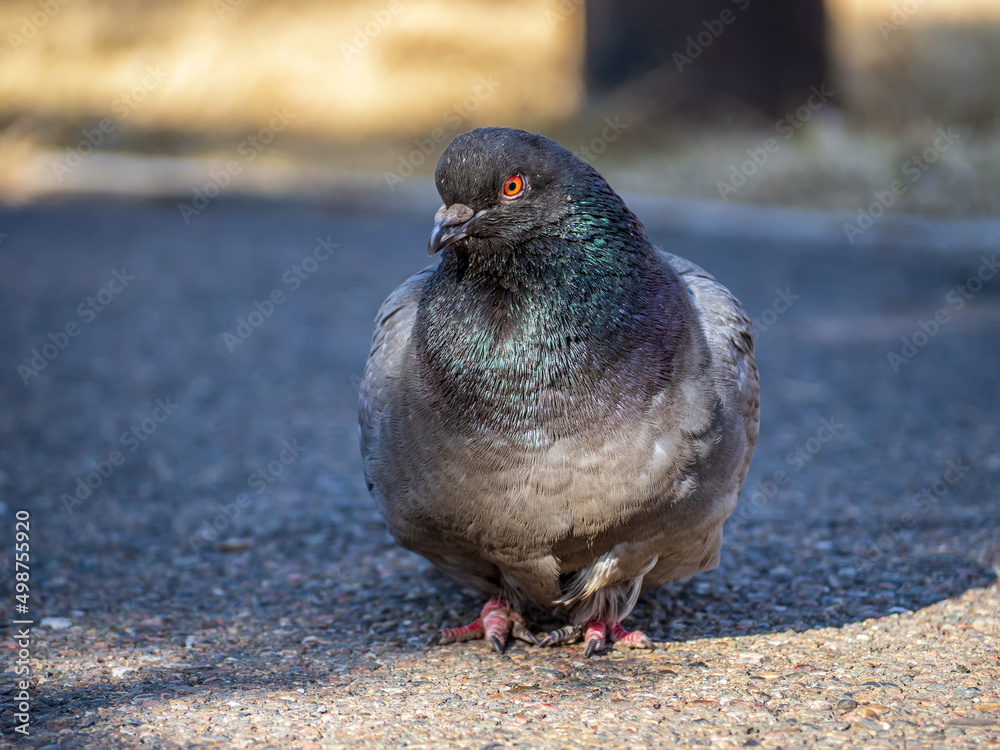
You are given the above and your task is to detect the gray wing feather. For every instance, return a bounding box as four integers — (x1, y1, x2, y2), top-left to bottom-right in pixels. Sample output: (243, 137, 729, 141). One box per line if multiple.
(658, 249, 760, 487)
(359, 266, 508, 595)
(358, 266, 434, 487)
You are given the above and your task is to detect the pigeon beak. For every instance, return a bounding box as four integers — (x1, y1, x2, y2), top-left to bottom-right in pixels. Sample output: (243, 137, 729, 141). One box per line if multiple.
(428, 203, 476, 256)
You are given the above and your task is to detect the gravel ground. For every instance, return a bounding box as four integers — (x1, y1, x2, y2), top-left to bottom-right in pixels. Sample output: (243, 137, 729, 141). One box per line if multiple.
(0, 195, 998, 749)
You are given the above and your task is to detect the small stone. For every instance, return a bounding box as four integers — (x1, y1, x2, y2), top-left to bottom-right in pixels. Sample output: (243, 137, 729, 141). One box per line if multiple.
(534, 669, 564, 680)
(771, 566, 793, 580)
(215, 538, 254, 551)
(836, 697, 858, 712)
(953, 687, 980, 698)
(852, 705, 888, 719)
(947, 717, 994, 727)
(41, 617, 73, 630)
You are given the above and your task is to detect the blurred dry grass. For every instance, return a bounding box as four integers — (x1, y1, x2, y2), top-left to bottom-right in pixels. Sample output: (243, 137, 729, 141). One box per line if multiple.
(593, 118, 1000, 217)
(830, 0, 1000, 126)
(0, 0, 582, 137)
(0, 0, 998, 216)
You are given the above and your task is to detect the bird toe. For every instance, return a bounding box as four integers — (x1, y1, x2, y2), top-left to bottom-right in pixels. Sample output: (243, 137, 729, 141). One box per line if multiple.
(609, 622, 654, 650)
(510, 620, 540, 645)
(583, 621, 608, 657)
(538, 623, 581, 648)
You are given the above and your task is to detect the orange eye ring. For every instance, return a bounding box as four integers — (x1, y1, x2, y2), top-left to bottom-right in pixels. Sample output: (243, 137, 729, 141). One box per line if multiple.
(501, 173, 525, 198)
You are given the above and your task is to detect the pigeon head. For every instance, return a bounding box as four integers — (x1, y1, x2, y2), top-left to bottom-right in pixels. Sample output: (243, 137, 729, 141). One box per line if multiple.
(428, 127, 642, 260)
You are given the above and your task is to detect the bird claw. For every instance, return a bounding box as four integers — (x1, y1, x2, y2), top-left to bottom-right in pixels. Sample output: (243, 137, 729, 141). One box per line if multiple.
(511, 620, 540, 645)
(583, 635, 602, 658)
(583, 621, 607, 657)
(538, 623, 582, 648)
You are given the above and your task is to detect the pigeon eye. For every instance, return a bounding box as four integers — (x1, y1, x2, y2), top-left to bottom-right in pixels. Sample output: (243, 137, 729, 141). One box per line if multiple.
(501, 174, 525, 199)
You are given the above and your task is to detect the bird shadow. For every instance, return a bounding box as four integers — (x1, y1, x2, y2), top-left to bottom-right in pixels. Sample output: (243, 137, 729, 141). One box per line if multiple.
(361, 514, 997, 649)
(632, 518, 997, 644)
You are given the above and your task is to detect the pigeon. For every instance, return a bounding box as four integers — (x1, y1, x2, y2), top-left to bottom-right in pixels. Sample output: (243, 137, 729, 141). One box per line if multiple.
(359, 127, 759, 656)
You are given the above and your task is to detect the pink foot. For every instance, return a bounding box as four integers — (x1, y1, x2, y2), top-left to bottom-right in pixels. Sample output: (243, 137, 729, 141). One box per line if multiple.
(609, 622, 653, 650)
(439, 597, 534, 653)
(581, 621, 653, 657)
(439, 617, 485, 643)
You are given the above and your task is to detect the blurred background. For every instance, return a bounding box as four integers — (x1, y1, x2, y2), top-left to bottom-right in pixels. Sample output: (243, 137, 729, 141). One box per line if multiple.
(2, 0, 999, 214)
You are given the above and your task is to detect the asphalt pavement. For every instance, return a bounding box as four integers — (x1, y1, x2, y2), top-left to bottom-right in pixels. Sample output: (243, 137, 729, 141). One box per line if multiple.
(0, 194, 997, 748)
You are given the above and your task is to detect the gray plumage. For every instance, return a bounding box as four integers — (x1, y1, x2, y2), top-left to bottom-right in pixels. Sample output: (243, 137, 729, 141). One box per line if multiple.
(359, 127, 758, 645)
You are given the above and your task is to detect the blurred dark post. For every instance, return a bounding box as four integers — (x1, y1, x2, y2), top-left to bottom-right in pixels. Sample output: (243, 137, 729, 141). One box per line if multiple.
(585, 0, 828, 119)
